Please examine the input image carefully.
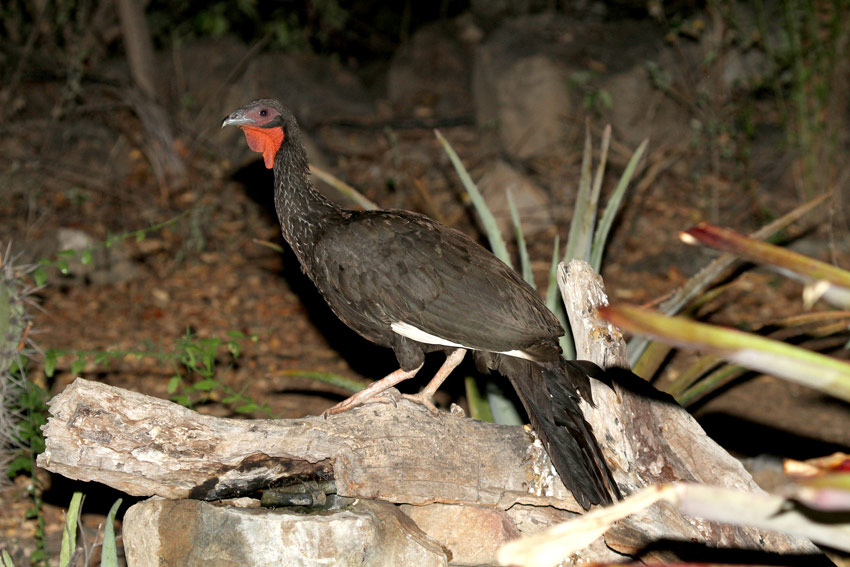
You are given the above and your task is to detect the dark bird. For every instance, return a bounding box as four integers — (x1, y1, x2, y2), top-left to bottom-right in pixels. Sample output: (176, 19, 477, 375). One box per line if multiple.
(222, 99, 620, 509)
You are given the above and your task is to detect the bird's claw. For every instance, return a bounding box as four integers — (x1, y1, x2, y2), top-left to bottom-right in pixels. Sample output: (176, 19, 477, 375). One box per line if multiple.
(401, 392, 440, 415)
(322, 388, 402, 418)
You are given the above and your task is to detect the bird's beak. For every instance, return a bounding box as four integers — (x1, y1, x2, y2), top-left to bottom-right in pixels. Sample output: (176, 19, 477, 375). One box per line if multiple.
(221, 110, 254, 129)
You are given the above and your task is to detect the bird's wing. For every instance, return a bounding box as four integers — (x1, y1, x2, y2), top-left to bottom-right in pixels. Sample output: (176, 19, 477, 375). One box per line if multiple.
(311, 210, 563, 358)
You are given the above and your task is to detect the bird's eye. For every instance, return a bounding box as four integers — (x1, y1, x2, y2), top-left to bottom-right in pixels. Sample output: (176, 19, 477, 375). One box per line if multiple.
(259, 109, 268, 117)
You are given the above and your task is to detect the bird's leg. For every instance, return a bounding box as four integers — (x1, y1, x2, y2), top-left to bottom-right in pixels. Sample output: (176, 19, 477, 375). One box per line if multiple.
(323, 363, 424, 416)
(403, 348, 467, 414)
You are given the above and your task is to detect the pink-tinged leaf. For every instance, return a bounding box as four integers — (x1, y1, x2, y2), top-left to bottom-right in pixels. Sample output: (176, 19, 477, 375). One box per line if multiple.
(600, 304, 850, 403)
(681, 223, 850, 308)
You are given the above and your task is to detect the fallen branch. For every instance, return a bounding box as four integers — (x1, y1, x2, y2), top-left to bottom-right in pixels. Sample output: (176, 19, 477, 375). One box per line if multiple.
(37, 379, 585, 511)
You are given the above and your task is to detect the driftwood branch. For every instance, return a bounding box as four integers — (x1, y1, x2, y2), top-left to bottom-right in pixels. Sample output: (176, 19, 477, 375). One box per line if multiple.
(37, 380, 585, 511)
(558, 259, 819, 556)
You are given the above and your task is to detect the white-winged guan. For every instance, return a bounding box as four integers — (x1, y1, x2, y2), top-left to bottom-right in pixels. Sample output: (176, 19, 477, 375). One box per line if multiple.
(222, 99, 620, 509)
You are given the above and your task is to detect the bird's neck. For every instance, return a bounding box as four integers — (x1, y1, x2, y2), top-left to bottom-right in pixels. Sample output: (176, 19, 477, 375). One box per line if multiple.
(272, 138, 346, 267)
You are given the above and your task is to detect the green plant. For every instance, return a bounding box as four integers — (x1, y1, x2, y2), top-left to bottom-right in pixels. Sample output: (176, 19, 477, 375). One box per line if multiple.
(436, 126, 648, 419)
(612, 218, 850, 406)
(0, 491, 123, 567)
(30, 211, 190, 286)
(568, 70, 614, 116)
(0, 246, 49, 566)
(1, 247, 36, 474)
(754, 0, 845, 198)
(166, 329, 267, 413)
(58, 492, 123, 567)
(3, 360, 49, 567)
(43, 329, 266, 416)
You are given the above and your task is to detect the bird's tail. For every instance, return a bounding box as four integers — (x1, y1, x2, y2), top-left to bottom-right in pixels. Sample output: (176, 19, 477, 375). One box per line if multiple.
(495, 355, 620, 509)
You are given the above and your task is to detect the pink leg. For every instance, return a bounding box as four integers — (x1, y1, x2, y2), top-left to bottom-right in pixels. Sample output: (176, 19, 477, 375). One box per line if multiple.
(403, 348, 467, 414)
(323, 363, 424, 415)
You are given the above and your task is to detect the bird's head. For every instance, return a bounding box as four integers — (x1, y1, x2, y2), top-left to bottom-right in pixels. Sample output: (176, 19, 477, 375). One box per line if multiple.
(222, 99, 288, 169)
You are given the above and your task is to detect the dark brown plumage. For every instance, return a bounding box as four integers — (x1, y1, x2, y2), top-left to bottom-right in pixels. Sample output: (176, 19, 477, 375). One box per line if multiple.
(223, 98, 619, 509)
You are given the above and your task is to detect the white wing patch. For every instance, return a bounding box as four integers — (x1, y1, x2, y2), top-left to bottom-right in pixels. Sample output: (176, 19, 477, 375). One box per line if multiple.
(391, 321, 534, 361)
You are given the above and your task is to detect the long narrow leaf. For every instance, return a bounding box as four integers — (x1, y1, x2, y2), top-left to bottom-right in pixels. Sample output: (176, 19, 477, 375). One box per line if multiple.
(628, 192, 832, 366)
(544, 236, 562, 313)
(664, 353, 723, 398)
(507, 189, 534, 287)
(604, 304, 850, 402)
(435, 130, 511, 265)
(309, 164, 377, 210)
(544, 236, 575, 359)
(676, 364, 749, 406)
(101, 498, 123, 567)
(564, 123, 595, 263)
(486, 380, 523, 426)
(588, 125, 611, 216)
(464, 376, 493, 422)
(276, 370, 369, 393)
(60, 492, 83, 567)
(683, 223, 850, 308)
(590, 138, 649, 270)
(631, 340, 671, 380)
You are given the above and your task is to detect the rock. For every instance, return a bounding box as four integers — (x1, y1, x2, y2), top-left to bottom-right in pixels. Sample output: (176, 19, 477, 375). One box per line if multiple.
(473, 15, 693, 154)
(476, 160, 552, 236)
(18, 228, 139, 286)
(474, 49, 573, 159)
(386, 22, 474, 119)
(123, 498, 449, 567)
(399, 503, 519, 566)
(599, 62, 691, 150)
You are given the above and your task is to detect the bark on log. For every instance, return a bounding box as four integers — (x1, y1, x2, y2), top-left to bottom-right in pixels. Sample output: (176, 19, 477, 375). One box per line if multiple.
(559, 259, 820, 557)
(37, 380, 586, 511)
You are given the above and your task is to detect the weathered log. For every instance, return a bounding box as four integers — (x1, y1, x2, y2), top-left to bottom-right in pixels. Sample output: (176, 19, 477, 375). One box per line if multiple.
(37, 379, 585, 511)
(559, 259, 820, 557)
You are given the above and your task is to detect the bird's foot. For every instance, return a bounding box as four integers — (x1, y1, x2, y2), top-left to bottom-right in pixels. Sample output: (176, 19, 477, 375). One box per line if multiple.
(322, 387, 402, 417)
(400, 391, 440, 415)
(322, 365, 422, 417)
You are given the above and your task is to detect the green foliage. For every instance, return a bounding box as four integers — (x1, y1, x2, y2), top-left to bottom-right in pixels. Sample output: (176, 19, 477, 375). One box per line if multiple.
(506, 190, 534, 287)
(26, 477, 47, 567)
(5, 366, 48, 479)
(30, 212, 189, 287)
(435, 130, 511, 265)
(568, 70, 614, 116)
(2, 359, 50, 567)
(277, 370, 368, 394)
(59, 493, 83, 567)
(100, 499, 122, 567)
(754, 0, 845, 197)
(0, 246, 48, 567)
(148, 0, 349, 51)
(1, 490, 122, 567)
(43, 329, 268, 416)
(436, 127, 645, 418)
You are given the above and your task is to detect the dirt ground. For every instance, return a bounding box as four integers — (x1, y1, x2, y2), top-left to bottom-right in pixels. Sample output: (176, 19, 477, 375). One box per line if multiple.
(1, 25, 849, 566)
